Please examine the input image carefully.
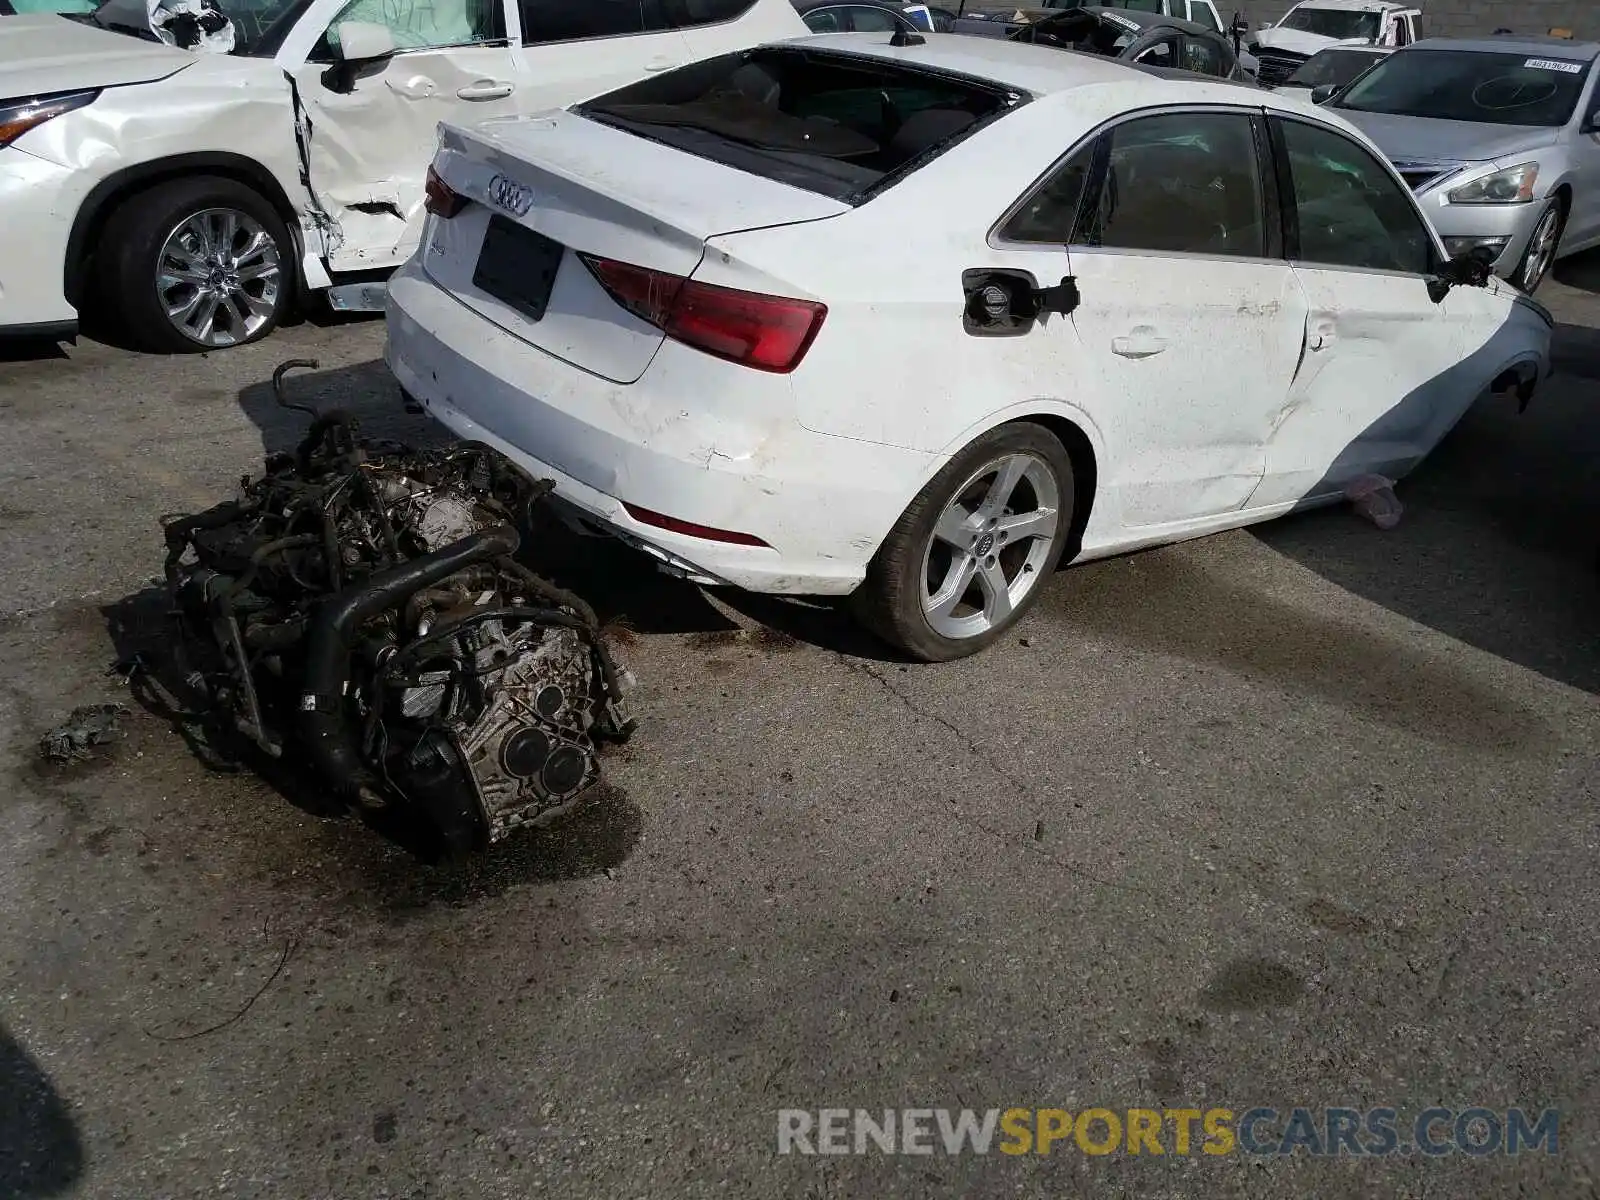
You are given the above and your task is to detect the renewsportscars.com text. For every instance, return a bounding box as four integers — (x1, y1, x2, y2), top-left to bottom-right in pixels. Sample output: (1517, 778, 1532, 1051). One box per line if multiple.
(776, 1106, 1560, 1158)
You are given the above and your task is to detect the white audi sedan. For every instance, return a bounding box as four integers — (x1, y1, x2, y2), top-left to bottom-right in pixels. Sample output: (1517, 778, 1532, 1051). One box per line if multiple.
(385, 32, 1553, 661)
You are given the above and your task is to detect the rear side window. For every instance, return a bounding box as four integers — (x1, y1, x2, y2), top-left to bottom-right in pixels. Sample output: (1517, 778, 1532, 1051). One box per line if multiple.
(998, 143, 1095, 243)
(518, 0, 761, 43)
(519, 0, 648, 42)
(660, 0, 762, 27)
(575, 48, 1021, 202)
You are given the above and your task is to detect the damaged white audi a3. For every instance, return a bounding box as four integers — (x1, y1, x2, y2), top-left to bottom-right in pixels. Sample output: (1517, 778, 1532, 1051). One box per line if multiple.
(385, 31, 1554, 661)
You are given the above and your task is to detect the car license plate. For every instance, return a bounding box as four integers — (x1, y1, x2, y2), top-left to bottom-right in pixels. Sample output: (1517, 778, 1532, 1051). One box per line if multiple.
(473, 215, 564, 323)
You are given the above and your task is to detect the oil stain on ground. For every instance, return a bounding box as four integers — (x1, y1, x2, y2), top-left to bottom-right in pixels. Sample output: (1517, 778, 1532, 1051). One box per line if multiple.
(1200, 957, 1305, 1013)
(276, 784, 645, 920)
(1052, 551, 1550, 752)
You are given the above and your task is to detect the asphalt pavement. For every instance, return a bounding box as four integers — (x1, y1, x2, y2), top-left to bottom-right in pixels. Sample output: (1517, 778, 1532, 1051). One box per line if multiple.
(1, 262, 1598, 1199)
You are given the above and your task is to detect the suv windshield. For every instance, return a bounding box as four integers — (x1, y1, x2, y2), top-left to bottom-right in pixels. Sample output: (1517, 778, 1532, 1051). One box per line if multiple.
(1279, 6, 1380, 40)
(86, 0, 303, 54)
(1335, 48, 1593, 127)
(575, 48, 1020, 203)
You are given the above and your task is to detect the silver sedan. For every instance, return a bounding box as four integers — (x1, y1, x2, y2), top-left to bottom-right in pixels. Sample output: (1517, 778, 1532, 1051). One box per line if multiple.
(1324, 35, 1600, 294)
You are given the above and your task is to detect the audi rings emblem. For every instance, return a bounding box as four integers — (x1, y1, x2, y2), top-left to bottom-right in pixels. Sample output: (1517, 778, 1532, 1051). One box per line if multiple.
(487, 174, 535, 217)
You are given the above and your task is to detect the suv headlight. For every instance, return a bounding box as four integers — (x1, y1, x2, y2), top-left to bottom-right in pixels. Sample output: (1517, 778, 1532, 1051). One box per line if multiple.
(0, 90, 99, 149)
(1446, 162, 1539, 204)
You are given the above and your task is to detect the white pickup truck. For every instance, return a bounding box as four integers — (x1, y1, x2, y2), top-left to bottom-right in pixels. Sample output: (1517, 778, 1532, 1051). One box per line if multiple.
(1248, 0, 1421, 86)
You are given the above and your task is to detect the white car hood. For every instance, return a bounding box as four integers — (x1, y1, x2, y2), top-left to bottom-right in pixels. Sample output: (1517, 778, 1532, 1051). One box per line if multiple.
(0, 13, 194, 99)
(1254, 26, 1359, 56)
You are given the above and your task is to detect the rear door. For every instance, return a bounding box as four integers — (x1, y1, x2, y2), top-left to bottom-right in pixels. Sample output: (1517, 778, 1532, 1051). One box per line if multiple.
(1025, 107, 1311, 528)
(674, 0, 811, 59)
(513, 1, 692, 100)
(286, 0, 521, 274)
(1246, 113, 1494, 507)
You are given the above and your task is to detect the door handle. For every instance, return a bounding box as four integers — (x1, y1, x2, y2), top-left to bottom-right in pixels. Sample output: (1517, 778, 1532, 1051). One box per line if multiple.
(1111, 331, 1168, 359)
(457, 80, 514, 100)
(644, 58, 681, 72)
(1307, 322, 1336, 352)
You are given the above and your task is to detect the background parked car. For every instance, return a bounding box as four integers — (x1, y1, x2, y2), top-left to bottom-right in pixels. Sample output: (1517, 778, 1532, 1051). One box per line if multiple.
(1326, 35, 1600, 293)
(0, 0, 97, 11)
(952, 5, 1255, 82)
(1249, 0, 1420, 86)
(1271, 42, 1391, 98)
(386, 32, 1550, 661)
(0, 0, 808, 352)
(793, 0, 933, 34)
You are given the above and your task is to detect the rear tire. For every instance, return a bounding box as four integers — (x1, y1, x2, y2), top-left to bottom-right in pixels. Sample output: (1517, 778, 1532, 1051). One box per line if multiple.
(854, 422, 1075, 662)
(99, 176, 294, 353)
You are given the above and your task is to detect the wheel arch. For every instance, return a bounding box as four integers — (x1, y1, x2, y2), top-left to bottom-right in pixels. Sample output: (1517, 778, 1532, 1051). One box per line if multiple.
(64, 153, 305, 307)
(926, 400, 1105, 564)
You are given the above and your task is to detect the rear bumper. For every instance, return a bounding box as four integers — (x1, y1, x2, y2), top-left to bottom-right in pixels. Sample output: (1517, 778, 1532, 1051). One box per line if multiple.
(383, 258, 935, 596)
(0, 147, 78, 332)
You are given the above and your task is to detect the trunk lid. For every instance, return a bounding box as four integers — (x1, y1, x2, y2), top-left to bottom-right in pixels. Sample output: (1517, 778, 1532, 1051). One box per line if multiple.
(0, 14, 194, 97)
(424, 111, 851, 385)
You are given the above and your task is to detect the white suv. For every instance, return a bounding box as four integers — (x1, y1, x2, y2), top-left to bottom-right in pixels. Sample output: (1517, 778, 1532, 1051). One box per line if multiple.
(1249, 0, 1421, 86)
(0, 0, 806, 351)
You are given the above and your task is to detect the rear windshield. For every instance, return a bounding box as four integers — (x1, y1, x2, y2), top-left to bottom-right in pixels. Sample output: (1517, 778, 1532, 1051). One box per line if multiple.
(573, 47, 1024, 203)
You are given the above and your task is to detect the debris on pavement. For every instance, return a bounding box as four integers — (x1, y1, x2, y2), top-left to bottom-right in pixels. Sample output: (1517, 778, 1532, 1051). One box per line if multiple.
(151, 359, 637, 861)
(39, 704, 131, 764)
(1345, 474, 1404, 530)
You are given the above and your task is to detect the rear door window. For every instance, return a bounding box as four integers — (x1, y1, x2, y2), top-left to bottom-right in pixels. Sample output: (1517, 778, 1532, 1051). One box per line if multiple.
(518, 0, 649, 42)
(1078, 111, 1268, 258)
(660, 0, 760, 24)
(574, 47, 1020, 201)
(840, 5, 904, 30)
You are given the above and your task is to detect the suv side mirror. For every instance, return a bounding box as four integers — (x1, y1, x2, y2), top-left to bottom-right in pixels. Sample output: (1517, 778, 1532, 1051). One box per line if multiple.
(325, 20, 397, 91)
(1310, 82, 1338, 104)
(330, 20, 397, 61)
(1584, 108, 1600, 134)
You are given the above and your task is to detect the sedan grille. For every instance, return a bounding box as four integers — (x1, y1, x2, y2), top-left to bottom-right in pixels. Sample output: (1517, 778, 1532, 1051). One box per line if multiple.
(1255, 48, 1308, 86)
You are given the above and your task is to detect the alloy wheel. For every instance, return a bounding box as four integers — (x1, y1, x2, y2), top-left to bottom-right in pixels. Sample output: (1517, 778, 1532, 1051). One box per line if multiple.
(155, 207, 283, 348)
(919, 451, 1061, 641)
(1519, 206, 1561, 293)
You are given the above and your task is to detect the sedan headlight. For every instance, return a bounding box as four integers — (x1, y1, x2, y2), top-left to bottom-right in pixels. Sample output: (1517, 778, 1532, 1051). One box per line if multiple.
(0, 90, 99, 149)
(1446, 162, 1539, 204)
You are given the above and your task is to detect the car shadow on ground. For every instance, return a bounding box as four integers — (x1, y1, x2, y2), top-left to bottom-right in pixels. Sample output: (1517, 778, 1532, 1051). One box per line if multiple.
(1249, 319, 1600, 699)
(1552, 245, 1600, 295)
(0, 1022, 84, 1198)
(231, 357, 907, 660)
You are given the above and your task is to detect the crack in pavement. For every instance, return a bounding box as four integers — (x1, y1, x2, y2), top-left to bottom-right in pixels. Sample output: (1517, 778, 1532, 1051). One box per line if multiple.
(839, 654, 1185, 922)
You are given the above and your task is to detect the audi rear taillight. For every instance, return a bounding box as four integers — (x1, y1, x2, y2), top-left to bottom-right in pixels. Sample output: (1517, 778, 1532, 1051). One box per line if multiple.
(579, 254, 826, 374)
(424, 165, 466, 218)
